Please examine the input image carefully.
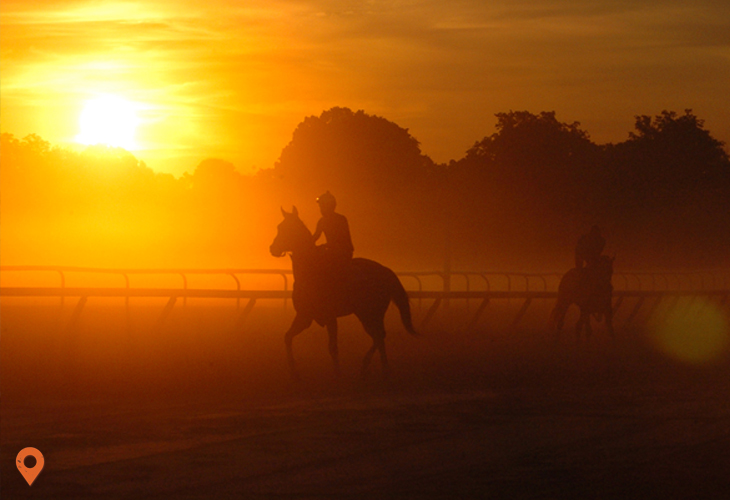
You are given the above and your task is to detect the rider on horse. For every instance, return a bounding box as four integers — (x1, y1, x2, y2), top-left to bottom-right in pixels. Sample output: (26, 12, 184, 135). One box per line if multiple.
(313, 191, 354, 264)
(312, 191, 355, 309)
(551, 226, 614, 338)
(575, 225, 610, 320)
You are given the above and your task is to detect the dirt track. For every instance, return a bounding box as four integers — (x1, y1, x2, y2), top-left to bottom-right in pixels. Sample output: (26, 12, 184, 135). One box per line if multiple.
(2, 302, 730, 498)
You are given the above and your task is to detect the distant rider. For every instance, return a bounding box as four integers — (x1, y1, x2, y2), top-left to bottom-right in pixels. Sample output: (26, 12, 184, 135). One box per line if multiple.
(575, 225, 605, 269)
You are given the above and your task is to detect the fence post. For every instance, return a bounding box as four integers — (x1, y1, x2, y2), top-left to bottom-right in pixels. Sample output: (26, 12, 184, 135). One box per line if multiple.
(233, 298, 257, 332)
(66, 295, 88, 333)
(156, 296, 177, 329)
(511, 297, 532, 329)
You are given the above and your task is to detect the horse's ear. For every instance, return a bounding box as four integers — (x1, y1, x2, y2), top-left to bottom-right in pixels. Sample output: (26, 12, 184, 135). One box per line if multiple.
(292, 206, 298, 217)
(280, 206, 288, 218)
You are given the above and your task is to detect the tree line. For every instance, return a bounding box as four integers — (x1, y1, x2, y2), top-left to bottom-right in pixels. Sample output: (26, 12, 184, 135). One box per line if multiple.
(2, 107, 728, 270)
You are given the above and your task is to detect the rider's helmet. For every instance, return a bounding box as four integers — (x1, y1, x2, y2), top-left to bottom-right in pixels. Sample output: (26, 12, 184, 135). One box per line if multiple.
(316, 191, 337, 213)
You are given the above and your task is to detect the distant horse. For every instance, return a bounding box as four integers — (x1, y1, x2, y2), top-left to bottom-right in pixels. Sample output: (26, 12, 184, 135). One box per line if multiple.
(550, 255, 615, 341)
(270, 207, 418, 379)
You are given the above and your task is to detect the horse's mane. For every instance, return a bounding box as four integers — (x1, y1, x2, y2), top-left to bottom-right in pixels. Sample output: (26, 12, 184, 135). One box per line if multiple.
(291, 215, 313, 238)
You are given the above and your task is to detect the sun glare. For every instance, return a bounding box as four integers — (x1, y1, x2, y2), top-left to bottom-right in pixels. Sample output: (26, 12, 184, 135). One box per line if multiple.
(76, 94, 141, 150)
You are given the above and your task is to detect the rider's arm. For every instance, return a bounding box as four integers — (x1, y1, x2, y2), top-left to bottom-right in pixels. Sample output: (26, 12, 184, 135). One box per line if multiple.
(313, 218, 324, 243)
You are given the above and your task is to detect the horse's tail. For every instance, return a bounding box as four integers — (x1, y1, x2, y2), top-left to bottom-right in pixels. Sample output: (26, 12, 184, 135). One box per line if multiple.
(388, 271, 419, 336)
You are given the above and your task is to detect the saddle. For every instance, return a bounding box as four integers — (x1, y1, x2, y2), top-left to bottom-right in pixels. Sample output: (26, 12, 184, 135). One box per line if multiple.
(306, 249, 355, 321)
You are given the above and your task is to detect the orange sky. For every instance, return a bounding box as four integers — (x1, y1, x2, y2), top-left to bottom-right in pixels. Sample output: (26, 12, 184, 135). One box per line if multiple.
(2, 0, 729, 176)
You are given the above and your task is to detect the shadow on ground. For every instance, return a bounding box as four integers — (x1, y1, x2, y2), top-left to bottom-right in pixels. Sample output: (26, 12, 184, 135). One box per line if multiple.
(2, 301, 729, 498)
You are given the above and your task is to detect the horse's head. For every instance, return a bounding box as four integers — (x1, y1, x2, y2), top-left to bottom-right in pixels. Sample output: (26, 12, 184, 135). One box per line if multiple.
(270, 206, 313, 258)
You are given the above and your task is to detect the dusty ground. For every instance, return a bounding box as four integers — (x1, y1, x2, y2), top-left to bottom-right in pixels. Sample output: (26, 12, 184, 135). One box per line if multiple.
(2, 299, 730, 499)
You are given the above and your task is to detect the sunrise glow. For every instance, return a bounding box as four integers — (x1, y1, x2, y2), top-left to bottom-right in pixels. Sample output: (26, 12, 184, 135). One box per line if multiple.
(649, 298, 730, 366)
(76, 94, 141, 150)
(2, 3, 730, 497)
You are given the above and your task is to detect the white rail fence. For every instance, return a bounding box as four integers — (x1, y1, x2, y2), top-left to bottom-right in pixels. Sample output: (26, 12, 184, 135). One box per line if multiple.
(2, 266, 729, 332)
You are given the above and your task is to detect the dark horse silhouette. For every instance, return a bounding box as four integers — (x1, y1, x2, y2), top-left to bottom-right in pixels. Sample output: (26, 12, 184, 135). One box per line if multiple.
(550, 255, 615, 341)
(270, 207, 418, 379)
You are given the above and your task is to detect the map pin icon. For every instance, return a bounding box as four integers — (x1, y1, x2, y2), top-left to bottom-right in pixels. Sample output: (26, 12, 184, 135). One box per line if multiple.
(16, 447, 44, 486)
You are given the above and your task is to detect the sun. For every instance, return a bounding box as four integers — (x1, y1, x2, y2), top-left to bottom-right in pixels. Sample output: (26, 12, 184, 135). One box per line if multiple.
(76, 94, 141, 150)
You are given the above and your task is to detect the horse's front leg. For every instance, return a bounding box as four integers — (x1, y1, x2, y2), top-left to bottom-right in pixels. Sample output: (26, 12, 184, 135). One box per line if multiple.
(325, 318, 341, 376)
(575, 310, 588, 342)
(584, 312, 593, 339)
(285, 314, 312, 381)
(605, 304, 615, 339)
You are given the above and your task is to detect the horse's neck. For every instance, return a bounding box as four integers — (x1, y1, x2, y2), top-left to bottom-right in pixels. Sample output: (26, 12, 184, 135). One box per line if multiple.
(290, 243, 319, 282)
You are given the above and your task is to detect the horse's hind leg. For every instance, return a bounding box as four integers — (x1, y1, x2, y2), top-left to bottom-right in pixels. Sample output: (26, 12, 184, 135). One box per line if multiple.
(361, 337, 389, 379)
(556, 311, 566, 333)
(376, 336, 389, 377)
(359, 319, 389, 379)
(284, 314, 312, 381)
(550, 303, 568, 343)
(361, 342, 377, 377)
(325, 319, 341, 376)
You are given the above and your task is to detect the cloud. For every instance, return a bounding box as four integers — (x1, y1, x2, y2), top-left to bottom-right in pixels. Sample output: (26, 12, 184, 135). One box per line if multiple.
(2, 0, 729, 171)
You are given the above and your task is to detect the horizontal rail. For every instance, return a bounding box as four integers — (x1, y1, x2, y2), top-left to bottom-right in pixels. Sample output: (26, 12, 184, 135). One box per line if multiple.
(4, 266, 728, 293)
(2, 287, 728, 300)
(0, 266, 292, 275)
(3, 286, 727, 331)
(0, 287, 289, 299)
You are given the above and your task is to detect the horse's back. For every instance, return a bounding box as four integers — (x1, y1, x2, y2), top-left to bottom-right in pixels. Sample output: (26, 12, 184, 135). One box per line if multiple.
(558, 264, 613, 313)
(352, 257, 389, 271)
(350, 257, 398, 282)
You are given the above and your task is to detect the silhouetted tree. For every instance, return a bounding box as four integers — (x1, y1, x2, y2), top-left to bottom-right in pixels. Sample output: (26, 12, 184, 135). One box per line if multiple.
(0, 133, 194, 266)
(274, 107, 437, 194)
(462, 111, 600, 210)
(446, 112, 603, 266)
(613, 110, 729, 196)
(184, 158, 250, 235)
(187, 158, 241, 197)
(602, 110, 730, 266)
(266, 107, 444, 268)
(1, 133, 75, 213)
(4, 106, 729, 270)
